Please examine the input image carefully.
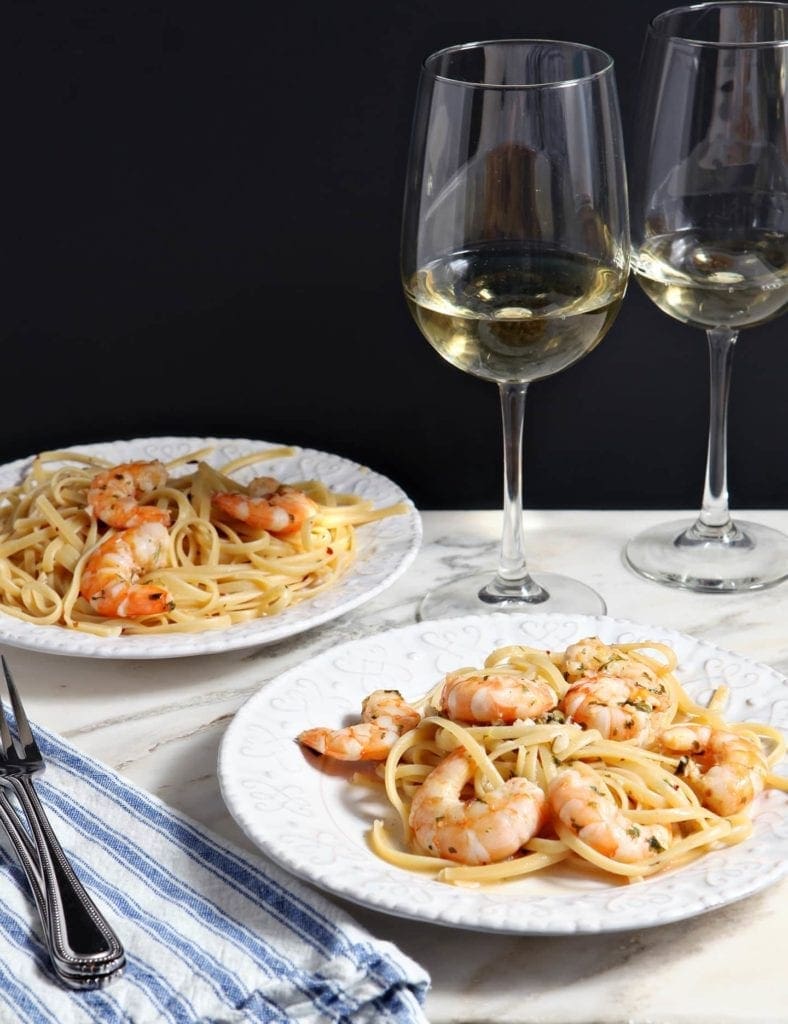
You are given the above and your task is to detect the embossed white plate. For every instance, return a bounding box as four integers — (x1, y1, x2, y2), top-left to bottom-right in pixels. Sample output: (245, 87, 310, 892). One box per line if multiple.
(0, 436, 421, 658)
(218, 612, 788, 934)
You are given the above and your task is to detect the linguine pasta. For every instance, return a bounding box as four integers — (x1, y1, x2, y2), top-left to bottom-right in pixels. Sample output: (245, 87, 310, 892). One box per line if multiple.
(365, 641, 788, 884)
(0, 446, 407, 637)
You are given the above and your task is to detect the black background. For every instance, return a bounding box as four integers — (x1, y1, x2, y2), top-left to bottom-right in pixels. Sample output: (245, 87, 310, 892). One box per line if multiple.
(4, 1, 787, 510)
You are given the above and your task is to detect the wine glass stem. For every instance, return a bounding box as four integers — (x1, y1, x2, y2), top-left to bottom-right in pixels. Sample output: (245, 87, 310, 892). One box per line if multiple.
(697, 327, 738, 534)
(485, 382, 547, 601)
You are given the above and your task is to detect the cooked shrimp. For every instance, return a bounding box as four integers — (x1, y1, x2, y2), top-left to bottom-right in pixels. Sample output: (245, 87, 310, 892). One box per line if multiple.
(439, 668, 557, 724)
(562, 637, 624, 681)
(86, 460, 171, 528)
(659, 724, 767, 816)
(212, 477, 317, 535)
(79, 522, 173, 618)
(298, 689, 421, 761)
(561, 662, 671, 745)
(409, 749, 546, 865)
(549, 766, 671, 863)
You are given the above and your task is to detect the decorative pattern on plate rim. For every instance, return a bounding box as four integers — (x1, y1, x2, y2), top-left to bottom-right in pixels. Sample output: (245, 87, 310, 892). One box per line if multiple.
(218, 612, 788, 935)
(0, 436, 421, 659)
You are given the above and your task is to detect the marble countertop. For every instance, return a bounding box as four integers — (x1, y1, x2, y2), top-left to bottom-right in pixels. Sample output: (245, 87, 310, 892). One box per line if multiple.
(8, 508, 788, 1024)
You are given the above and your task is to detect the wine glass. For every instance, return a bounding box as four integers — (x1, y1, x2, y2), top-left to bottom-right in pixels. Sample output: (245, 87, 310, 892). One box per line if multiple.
(401, 39, 630, 619)
(625, 2, 788, 592)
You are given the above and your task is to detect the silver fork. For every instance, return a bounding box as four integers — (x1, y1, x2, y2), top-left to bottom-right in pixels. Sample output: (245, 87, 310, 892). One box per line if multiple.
(0, 788, 47, 917)
(0, 654, 126, 987)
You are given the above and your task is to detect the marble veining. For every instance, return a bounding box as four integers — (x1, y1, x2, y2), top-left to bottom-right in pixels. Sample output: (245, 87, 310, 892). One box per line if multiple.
(6, 509, 788, 1024)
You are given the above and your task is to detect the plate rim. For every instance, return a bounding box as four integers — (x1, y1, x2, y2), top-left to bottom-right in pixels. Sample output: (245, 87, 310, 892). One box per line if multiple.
(218, 610, 788, 935)
(0, 435, 422, 659)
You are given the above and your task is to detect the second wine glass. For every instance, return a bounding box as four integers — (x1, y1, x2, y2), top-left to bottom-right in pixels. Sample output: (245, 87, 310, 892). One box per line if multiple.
(625, 2, 788, 592)
(401, 39, 630, 619)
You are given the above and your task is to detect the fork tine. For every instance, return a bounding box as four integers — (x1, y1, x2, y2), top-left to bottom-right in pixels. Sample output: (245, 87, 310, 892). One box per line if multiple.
(1, 655, 37, 753)
(0, 690, 12, 759)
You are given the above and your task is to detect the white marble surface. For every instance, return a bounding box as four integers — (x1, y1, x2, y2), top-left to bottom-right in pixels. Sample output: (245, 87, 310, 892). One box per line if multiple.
(6, 508, 788, 1024)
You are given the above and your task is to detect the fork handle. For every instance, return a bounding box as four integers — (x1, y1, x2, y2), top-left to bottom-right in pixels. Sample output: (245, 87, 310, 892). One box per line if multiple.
(0, 791, 47, 919)
(0, 791, 122, 988)
(12, 778, 125, 975)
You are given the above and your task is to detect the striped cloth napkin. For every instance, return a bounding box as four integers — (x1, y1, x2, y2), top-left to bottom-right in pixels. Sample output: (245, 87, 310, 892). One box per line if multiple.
(0, 721, 430, 1023)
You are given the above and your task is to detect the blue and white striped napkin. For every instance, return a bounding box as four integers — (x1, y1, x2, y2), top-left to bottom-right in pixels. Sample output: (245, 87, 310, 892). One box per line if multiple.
(0, 721, 430, 1024)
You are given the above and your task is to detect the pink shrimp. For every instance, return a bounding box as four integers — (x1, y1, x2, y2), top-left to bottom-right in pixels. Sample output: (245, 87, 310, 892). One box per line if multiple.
(297, 690, 421, 761)
(409, 749, 547, 865)
(86, 460, 171, 528)
(212, 476, 317, 536)
(659, 724, 767, 816)
(562, 637, 624, 682)
(549, 766, 671, 863)
(439, 668, 557, 724)
(560, 661, 671, 745)
(79, 522, 173, 618)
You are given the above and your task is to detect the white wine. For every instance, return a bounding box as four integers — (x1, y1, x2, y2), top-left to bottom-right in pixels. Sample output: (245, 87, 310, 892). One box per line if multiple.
(404, 245, 627, 383)
(634, 229, 788, 331)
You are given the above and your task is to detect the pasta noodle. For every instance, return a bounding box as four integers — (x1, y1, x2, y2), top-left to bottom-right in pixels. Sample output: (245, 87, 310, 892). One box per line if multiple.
(354, 640, 788, 885)
(0, 446, 407, 637)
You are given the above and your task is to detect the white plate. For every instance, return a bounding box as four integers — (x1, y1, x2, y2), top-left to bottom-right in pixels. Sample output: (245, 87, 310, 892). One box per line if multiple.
(0, 436, 421, 659)
(218, 612, 788, 935)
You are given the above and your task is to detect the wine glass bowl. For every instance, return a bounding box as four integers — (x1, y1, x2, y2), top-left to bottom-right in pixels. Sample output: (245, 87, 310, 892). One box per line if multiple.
(625, 2, 788, 592)
(401, 40, 629, 618)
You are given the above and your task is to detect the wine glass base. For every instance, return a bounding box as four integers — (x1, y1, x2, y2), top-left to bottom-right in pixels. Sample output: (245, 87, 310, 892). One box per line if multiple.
(418, 570, 606, 621)
(625, 518, 788, 593)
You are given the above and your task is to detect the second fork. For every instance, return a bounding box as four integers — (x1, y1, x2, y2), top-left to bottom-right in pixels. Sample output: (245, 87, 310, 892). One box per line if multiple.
(0, 654, 125, 987)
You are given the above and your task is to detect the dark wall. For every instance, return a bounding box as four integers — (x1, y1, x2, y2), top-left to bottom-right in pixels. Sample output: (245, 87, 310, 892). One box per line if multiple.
(4, 2, 787, 510)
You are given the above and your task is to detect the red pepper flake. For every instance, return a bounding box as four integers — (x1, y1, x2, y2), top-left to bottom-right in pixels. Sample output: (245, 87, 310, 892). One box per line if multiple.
(326, 547, 334, 555)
